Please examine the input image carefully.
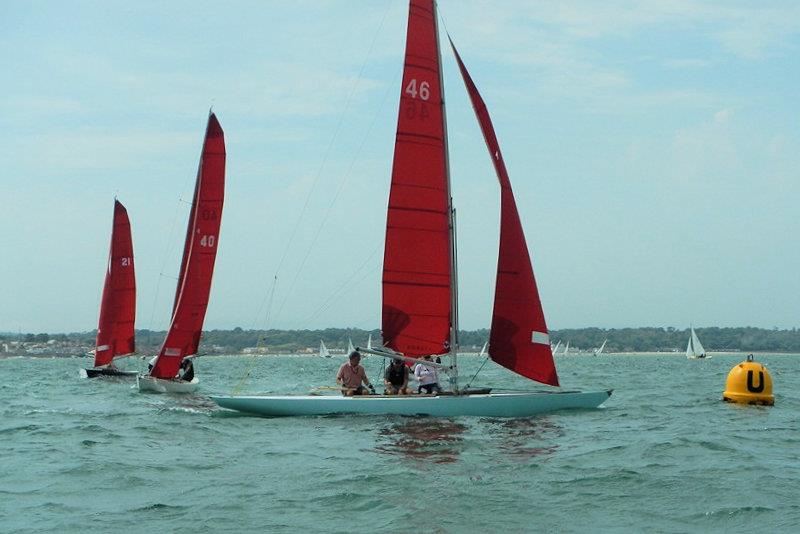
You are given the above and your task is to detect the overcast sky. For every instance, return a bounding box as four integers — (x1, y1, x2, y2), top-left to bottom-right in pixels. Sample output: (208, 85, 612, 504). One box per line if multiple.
(1, 0, 798, 333)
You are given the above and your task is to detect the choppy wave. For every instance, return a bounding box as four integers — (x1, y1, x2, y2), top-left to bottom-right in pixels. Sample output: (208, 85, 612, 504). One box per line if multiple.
(2, 354, 799, 531)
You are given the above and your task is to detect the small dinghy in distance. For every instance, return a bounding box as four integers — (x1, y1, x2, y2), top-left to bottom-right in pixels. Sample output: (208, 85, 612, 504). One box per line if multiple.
(83, 199, 138, 378)
(138, 112, 225, 393)
(686, 326, 710, 359)
(212, 0, 612, 417)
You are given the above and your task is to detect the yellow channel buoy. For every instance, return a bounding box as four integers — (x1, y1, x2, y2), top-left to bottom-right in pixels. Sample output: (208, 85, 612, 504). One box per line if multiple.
(723, 354, 774, 406)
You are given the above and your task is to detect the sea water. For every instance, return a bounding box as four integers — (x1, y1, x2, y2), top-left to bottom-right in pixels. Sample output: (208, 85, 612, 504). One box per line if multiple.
(1, 353, 798, 533)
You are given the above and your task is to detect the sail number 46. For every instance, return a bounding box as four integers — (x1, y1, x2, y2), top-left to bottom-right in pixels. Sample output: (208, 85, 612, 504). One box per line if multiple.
(405, 79, 430, 100)
(200, 235, 216, 247)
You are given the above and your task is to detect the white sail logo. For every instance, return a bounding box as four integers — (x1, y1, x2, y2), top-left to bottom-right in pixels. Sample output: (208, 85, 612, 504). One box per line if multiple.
(531, 331, 550, 345)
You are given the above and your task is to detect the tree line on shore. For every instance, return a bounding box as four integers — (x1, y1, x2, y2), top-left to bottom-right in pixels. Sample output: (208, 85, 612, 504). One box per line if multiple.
(3, 326, 799, 353)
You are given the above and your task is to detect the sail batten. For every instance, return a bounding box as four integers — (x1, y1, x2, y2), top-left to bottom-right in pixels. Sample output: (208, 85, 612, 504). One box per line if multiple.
(94, 200, 136, 367)
(151, 113, 225, 380)
(449, 39, 559, 387)
(382, 0, 451, 358)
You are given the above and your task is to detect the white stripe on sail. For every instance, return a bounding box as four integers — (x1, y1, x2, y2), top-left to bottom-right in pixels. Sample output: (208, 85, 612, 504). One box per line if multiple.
(531, 331, 550, 345)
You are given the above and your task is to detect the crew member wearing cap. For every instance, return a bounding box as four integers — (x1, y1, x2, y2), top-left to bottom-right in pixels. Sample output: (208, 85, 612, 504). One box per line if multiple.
(336, 351, 375, 396)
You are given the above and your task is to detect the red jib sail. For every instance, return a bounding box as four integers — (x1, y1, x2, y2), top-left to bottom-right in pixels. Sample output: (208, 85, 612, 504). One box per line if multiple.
(94, 200, 136, 367)
(450, 40, 559, 386)
(151, 113, 225, 379)
(382, 0, 451, 358)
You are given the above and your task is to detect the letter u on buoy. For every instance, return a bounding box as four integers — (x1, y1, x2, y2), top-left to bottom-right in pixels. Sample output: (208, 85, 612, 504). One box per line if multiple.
(746, 370, 765, 393)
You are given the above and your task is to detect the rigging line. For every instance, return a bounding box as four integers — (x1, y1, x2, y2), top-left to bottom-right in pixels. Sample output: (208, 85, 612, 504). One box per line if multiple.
(257, 0, 395, 322)
(146, 195, 186, 332)
(271, 63, 402, 325)
(147, 118, 207, 332)
(464, 354, 490, 389)
(234, 1, 396, 394)
(292, 244, 381, 328)
(297, 260, 382, 330)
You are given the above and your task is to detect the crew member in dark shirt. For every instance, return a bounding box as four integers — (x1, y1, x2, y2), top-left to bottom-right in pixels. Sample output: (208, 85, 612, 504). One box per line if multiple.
(384, 358, 410, 395)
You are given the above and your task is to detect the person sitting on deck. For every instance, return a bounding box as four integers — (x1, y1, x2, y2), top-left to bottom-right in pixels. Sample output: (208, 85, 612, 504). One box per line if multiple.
(336, 351, 374, 396)
(178, 358, 194, 382)
(414, 355, 440, 395)
(384, 358, 410, 395)
(147, 356, 157, 372)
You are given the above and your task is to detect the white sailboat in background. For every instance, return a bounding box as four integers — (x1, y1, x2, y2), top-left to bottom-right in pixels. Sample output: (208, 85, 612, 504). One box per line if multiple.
(478, 341, 488, 357)
(686, 326, 709, 359)
(366, 333, 373, 351)
(551, 340, 561, 355)
(347, 338, 356, 355)
(562, 341, 570, 355)
(318, 340, 331, 358)
(593, 339, 607, 356)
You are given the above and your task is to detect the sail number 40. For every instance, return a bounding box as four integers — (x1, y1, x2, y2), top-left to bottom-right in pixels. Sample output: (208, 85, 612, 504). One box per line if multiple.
(200, 235, 216, 247)
(405, 79, 430, 100)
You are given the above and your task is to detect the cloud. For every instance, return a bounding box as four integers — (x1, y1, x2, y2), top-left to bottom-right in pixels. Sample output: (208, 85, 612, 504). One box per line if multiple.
(663, 58, 712, 69)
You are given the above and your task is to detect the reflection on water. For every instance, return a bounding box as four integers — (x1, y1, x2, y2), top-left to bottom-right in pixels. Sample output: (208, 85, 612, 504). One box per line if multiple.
(374, 418, 468, 464)
(482, 416, 563, 461)
(373, 416, 564, 463)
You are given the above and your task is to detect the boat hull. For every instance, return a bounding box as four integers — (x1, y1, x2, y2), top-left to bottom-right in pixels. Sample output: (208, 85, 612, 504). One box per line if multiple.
(82, 367, 139, 378)
(137, 375, 199, 393)
(211, 390, 612, 418)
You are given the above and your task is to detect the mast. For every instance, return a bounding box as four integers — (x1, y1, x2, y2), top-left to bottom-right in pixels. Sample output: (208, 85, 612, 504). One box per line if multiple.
(433, 0, 460, 392)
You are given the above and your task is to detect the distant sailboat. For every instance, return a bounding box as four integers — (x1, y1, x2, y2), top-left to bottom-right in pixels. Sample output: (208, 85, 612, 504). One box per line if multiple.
(562, 341, 570, 355)
(212, 0, 611, 417)
(366, 333, 373, 351)
(478, 341, 488, 357)
(318, 340, 331, 358)
(686, 326, 709, 359)
(84, 199, 138, 378)
(347, 338, 356, 355)
(593, 339, 608, 356)
(138, 113, 226, 393)
(551, 340, 561, 354)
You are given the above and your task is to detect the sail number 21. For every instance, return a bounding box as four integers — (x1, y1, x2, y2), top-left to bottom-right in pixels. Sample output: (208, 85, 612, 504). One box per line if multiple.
(405, 79, 430, 100)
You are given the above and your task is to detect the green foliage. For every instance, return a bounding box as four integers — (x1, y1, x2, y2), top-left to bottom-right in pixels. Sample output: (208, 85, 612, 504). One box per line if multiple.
(3, 326, 799, 353)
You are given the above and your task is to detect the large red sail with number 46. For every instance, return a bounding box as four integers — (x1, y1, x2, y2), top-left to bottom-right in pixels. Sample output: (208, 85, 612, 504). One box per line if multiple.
(450, 40, 559, 386)
(150, 113, 225, 380)
(382, 0, 451, 358)
(94, 200, 136, 367)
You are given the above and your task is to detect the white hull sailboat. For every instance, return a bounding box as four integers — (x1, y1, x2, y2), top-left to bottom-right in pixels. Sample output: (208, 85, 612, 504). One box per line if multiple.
(138, 375, 200, 394)
(138, 113, 226, 393)
(318, 340, 331, 358)
(686, 326, 709, 359)
(593, 339, 607, 356)
(213, 0, 611, 417)
(214, 390, 612, 418)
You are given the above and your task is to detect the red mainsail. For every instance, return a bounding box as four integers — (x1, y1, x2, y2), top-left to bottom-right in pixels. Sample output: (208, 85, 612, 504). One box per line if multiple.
(450, 40, 559, 386)
(382, 0, 452, 358)
(151, 113, 225, 379)
(94, 200, 136, 367)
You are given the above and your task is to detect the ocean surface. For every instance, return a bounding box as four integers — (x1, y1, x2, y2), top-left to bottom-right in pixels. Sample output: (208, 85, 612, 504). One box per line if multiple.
(1, 353, 798, 533)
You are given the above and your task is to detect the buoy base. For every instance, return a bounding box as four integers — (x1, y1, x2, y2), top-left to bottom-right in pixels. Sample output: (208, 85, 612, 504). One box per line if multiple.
(723, 392, 774, 406)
